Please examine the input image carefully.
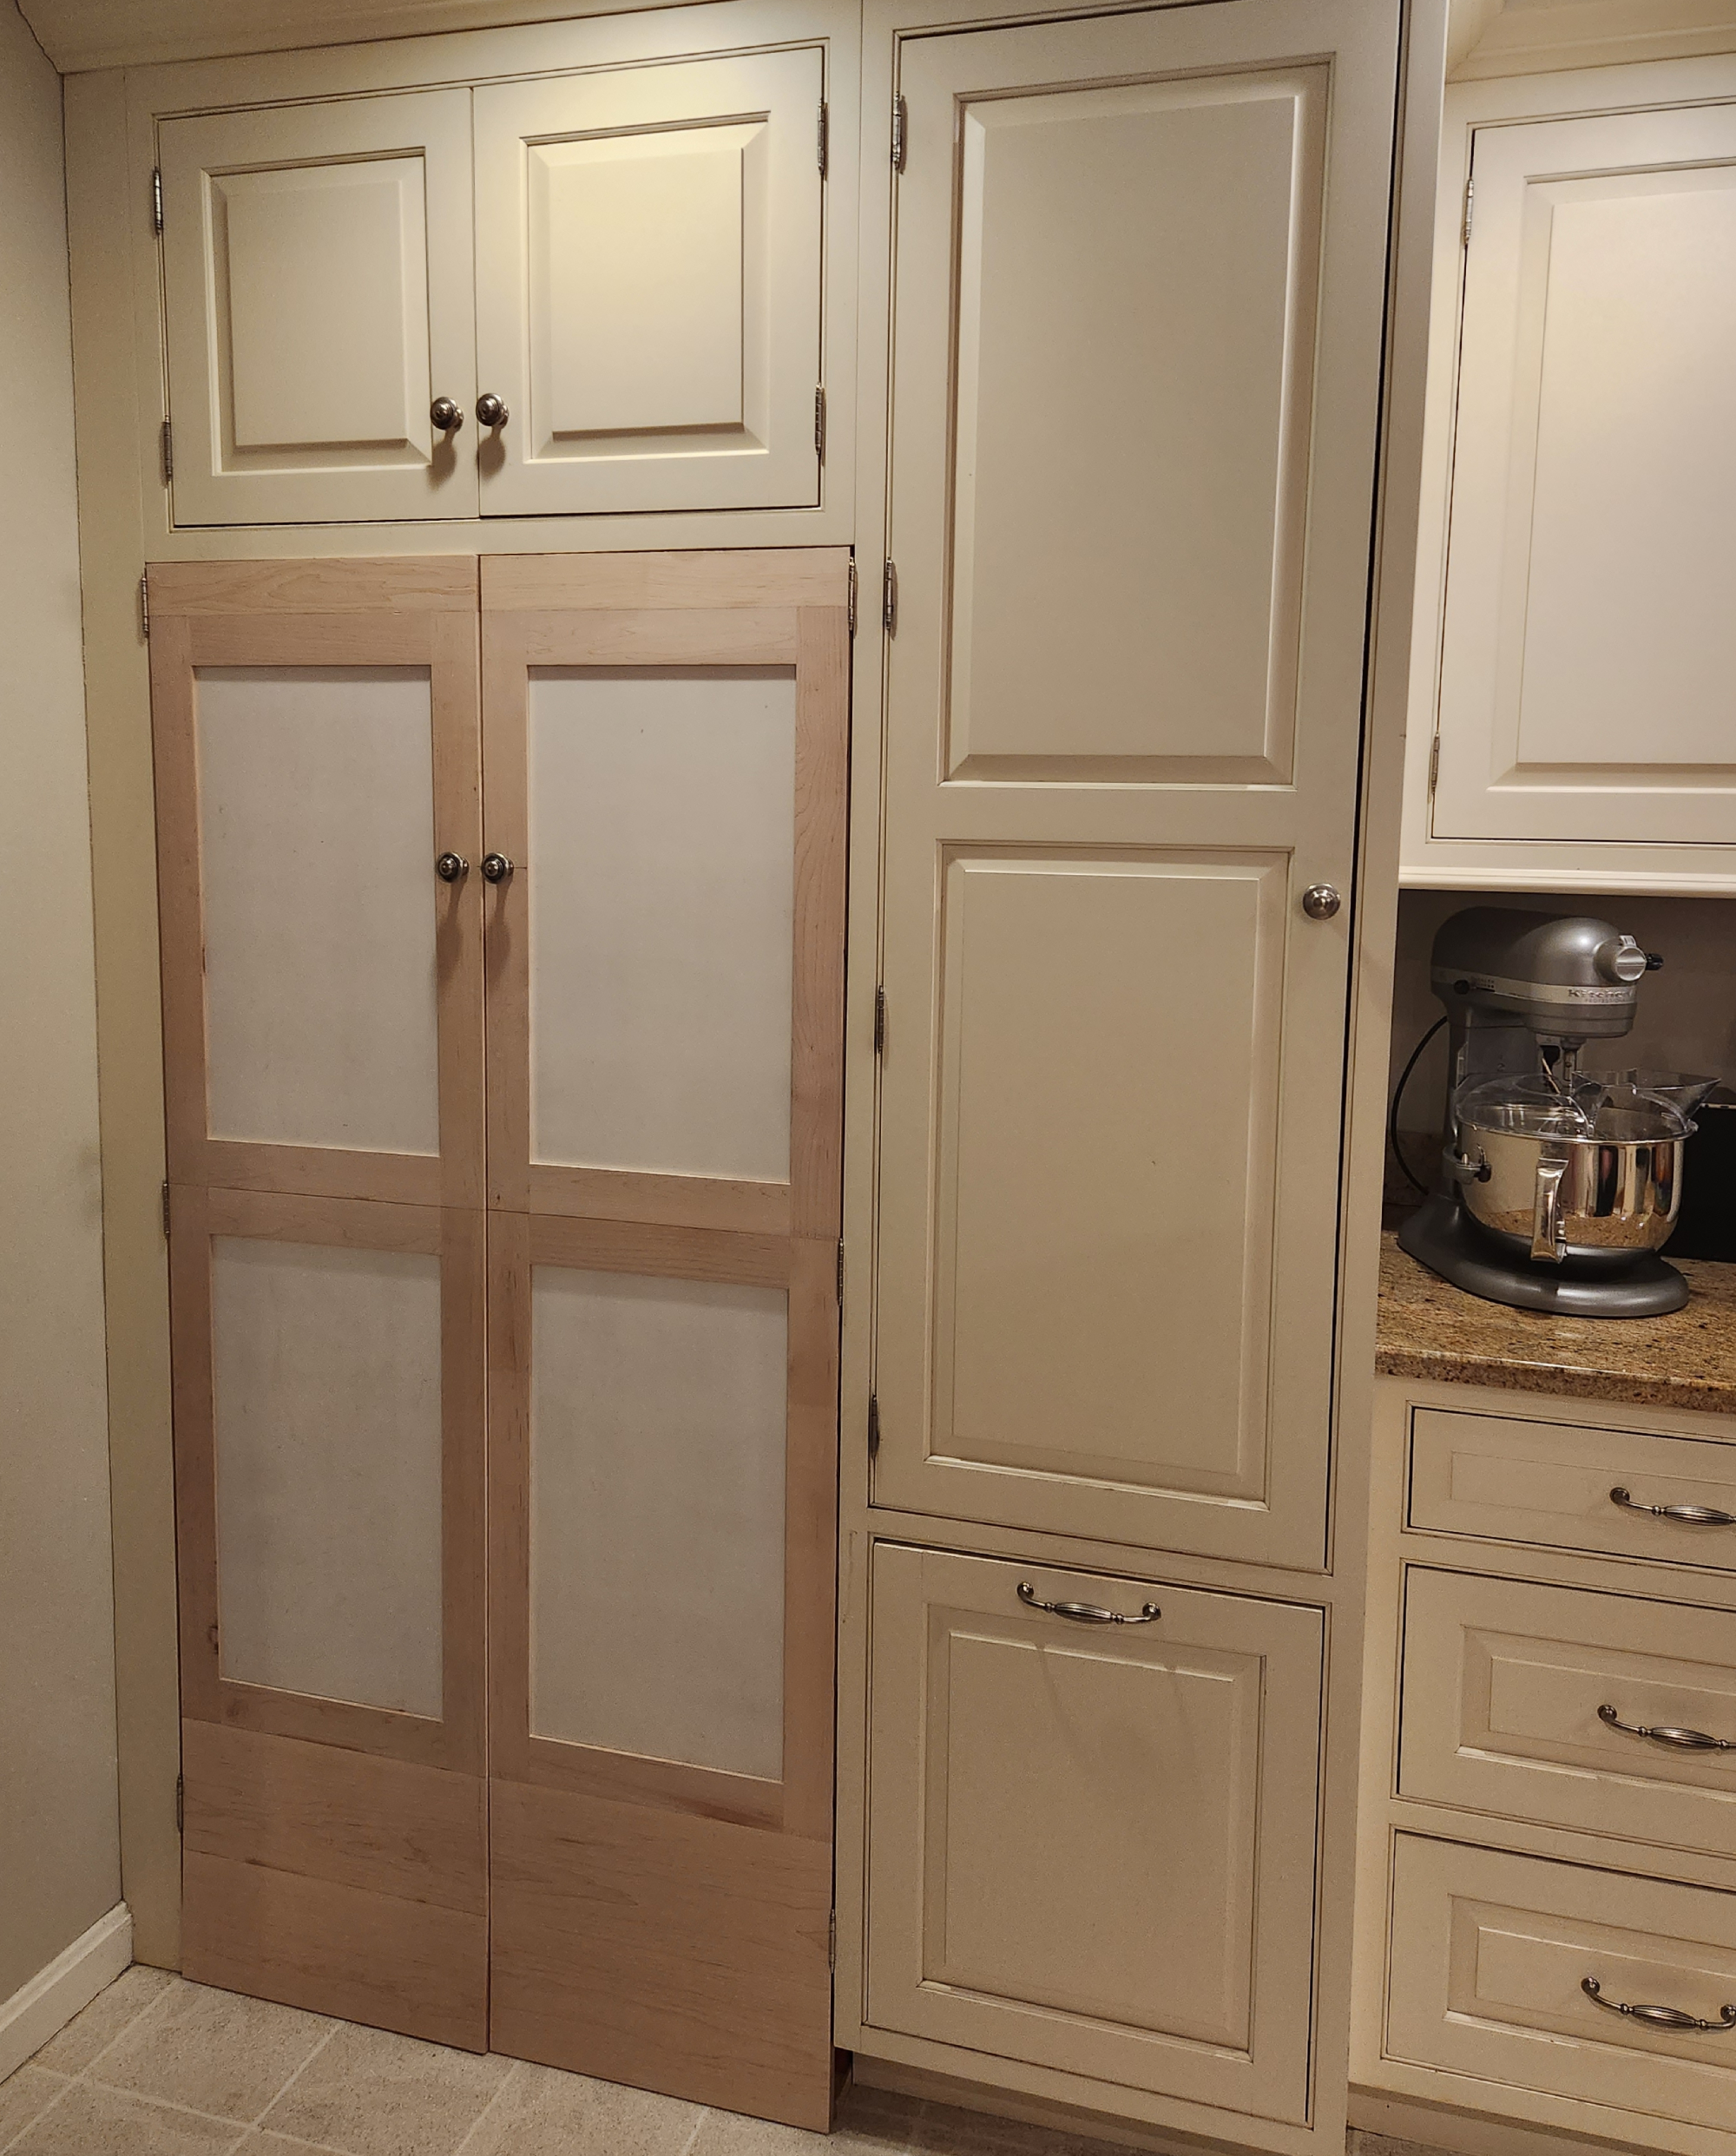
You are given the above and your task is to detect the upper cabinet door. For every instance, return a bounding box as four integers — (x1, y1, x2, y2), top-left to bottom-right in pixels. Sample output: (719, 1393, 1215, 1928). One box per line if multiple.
(871, 0, 1400, 1567)
(472, 49, 824, 517)
(1433, 102, 1736, 845)
(160, 92, 478, 527)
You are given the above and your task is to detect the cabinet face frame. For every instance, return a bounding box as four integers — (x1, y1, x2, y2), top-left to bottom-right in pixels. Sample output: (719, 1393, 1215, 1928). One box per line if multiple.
(1397, 52, 1736, 897)
(118, 0, 858, 555)
(148, 558, 485, 1209)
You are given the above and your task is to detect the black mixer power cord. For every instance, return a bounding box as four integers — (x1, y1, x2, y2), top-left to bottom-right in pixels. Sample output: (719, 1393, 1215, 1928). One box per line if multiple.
(1388, 1015, 1448, 1197)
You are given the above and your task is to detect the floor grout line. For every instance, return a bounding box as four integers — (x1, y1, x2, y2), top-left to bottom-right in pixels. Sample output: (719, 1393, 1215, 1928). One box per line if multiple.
(675, 2104, 712, 2156)
(449, 2054, 523, 2156)
(250, 2018, 345, 2137)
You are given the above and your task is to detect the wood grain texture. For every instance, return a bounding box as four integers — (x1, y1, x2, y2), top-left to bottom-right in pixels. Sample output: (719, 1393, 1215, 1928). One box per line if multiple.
(516, 608, 799, 667)
(527, 1213, 793, 1288)
(483, 549, 850, 612)
(528, 1165, 792, 1235)
(489, 1779, 834, 2127)
(149, 557, 477, 614)
(169, 1187, 486, 1772)
(182, 1849, 487, 2051)
(791, 605, 850, 1240)
(181, 1720, 486, 1912)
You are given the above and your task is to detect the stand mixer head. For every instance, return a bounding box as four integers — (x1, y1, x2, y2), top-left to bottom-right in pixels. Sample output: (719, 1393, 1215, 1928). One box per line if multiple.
(1398, 907, 1708, 1318)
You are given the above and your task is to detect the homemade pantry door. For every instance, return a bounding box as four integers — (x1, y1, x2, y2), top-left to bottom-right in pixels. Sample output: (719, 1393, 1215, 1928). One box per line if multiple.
(481, 551, 849, 2127)
(872, 0, 1401, 1567)
(150, 561, 489, 2048)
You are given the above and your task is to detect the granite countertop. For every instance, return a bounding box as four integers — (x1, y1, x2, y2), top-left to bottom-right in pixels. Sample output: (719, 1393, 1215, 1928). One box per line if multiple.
(1375, 1230, 1736, 1413)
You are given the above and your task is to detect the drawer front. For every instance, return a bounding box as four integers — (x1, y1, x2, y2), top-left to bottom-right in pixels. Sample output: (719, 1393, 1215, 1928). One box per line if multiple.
(865, 1544, 1321, 2124)
(1388, 1836, 1736, 2135)
(1409, 1406, 1736, 1572)
(1400, 1568, 1736, 1860)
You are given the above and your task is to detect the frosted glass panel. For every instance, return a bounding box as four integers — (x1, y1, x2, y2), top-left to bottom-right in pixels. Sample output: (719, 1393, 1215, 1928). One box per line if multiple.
(529, 1266, 786, 1778)
(212, 1238, 444, 1717)
(528, 669, 795, 1180)
(198, 667, 440, 1154)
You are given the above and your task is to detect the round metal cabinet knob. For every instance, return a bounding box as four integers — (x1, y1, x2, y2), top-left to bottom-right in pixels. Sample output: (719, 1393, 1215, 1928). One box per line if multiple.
(481, 852, 515, 884)
(430, 397, 463, 435)
(434, 851, 468, 883)
(1301, 883, 1342, 920)
(476, 393, 510, 430)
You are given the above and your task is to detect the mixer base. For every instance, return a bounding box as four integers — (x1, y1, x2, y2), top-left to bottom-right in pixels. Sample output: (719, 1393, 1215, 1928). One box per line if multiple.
(1397, 1196, 1690, 1318)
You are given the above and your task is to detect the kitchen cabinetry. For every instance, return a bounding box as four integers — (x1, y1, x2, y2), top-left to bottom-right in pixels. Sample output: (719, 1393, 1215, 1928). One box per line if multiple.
(1356, 1377, 1736, 2155)
(148, 551, 848, 2126)
(1403, 56, 1736, 891)
(153, 20, 829, 529)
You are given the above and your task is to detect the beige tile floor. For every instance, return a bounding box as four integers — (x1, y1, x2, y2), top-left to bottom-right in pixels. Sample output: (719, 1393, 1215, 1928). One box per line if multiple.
(0, 1967, 1463, 2156)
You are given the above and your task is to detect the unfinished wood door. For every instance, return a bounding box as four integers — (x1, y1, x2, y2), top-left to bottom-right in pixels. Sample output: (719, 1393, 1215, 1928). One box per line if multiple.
(169, 1186, 487, 2046)
(481, 551, 848, 2126)
(158, 95, 477, 526)
(1431, 102, 1736, 846)
(148, 561, 483, 1207)
(865, 1544, 1322, 2120)
(871, 0, 1400, 1565)
(472, 50, 825, 517)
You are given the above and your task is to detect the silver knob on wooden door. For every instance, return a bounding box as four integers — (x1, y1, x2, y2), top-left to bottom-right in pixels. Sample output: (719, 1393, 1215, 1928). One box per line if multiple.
(481, 852, 514, 884)
(430, 397, 463, 434)
(1301, 884, 1342, 920)
(476, 393, 509, 429)
(434, 851, 468, 882)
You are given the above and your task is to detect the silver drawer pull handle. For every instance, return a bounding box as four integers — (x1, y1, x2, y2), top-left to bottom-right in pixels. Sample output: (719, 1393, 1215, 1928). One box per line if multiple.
(1610, 1487, 1736, 1528)
(1582, 1979, 1736, 2033)
(1016, 1581, 1159, 1626)
(1599, 1703, 1735, 1752)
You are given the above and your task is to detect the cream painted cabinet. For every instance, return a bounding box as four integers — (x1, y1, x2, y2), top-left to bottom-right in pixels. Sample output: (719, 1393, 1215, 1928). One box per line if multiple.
(157, 42, 825, 528)
(472, 50, 824, 516)
(1424, 97, 1736, 857)
(865, 1545, 1323, 2121)
(871, 0, 1402, 1565)
(159, 94, 479, 527)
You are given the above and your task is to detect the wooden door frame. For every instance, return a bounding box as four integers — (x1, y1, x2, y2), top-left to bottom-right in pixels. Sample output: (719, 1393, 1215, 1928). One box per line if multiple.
(148, 558, 484, 1211)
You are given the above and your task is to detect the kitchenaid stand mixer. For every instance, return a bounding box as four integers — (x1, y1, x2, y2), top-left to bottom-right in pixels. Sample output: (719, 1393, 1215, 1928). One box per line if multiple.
(1397, 907, 1700, 1318)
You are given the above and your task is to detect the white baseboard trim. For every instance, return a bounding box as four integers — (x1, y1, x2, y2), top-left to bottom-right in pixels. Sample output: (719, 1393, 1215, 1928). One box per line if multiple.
(0, 1903, 132, 2083)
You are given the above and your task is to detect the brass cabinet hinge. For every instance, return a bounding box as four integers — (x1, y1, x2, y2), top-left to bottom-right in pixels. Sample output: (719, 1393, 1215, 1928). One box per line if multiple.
(1463, 176, 1474, 246)
(174, 1772, 183, 1834)
(881, 560, 897, 634)
(161, 417, 174, 485)
(161, 1180, 171, 1237)
(846, 559, 857, 637)
(139, 572, 150, 641)
(873, 985, 885, 1055)
(818, 101, 828, 175)
(867, 1394, 881, 1457)
(891, 95, 906, 171)
(814, 385, 826, 460)
(152, 166, 163, 234)
(1428, 733, 1441, 797)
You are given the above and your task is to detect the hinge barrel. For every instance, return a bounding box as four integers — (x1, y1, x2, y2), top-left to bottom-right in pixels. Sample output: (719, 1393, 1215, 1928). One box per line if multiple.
(818, 101, 828, 174)
(882, 560, 897, 634)
(814, 385, 826, 460)
(161, 417, 174, 484)
(175, 1772, 183, 1834)
(891, 95, 906, 170)
(1463, 177, 1474, 246)
(829, 1911, 837, 1970)
(867, 1395, 881, 1457)
(846, 560, 858, 637)
(161, 1180, 171, 1237)
(139, 572, 150, 641)
(873, 985, 885, 1055)
(837, 1239, 845, 1303)
(1428, 734, 1441, 796)
(152, 167, 163, 234)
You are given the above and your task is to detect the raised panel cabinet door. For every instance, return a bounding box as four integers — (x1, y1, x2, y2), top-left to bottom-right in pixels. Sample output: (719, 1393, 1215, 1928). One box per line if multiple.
(169, 1186, 488, 2047)
(481, 552, 849, 2129)
(148, 561, 483, 1208)
(159, 92, 477, 525)
(873, 0, 1401, 1564)
(865, 1544, 1322, 2122)
(472, 49, 825, 516)
(1433, 103, 1736, 845)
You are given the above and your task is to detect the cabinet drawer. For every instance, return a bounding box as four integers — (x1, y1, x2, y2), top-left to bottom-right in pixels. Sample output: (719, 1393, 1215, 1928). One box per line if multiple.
(1409, 1406, 1736, 1571)
(865, 1543, 1320, 2123)
(1388, 1835, 1736, 2136)
(1400, 1569, 1736, 1860)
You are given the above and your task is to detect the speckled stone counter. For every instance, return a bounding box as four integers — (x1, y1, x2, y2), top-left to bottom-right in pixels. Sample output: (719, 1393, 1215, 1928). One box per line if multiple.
(1376, 1229, 1736, 1415)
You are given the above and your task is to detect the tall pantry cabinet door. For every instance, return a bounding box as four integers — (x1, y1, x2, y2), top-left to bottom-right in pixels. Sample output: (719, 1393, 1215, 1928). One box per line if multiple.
(865, 1546, 1323, 2120)
(1430, 103, 1736, 845)
(481, 552, 849, 2128)
(158, 93, 477, 526)
(872, 0, 1401, 1566)
(471, 49, 825, 516)
(148, 561, 484, 1207)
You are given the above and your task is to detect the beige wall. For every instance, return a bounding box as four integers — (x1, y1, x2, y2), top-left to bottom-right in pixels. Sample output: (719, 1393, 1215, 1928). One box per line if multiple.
(0, 0, 122, 2003)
